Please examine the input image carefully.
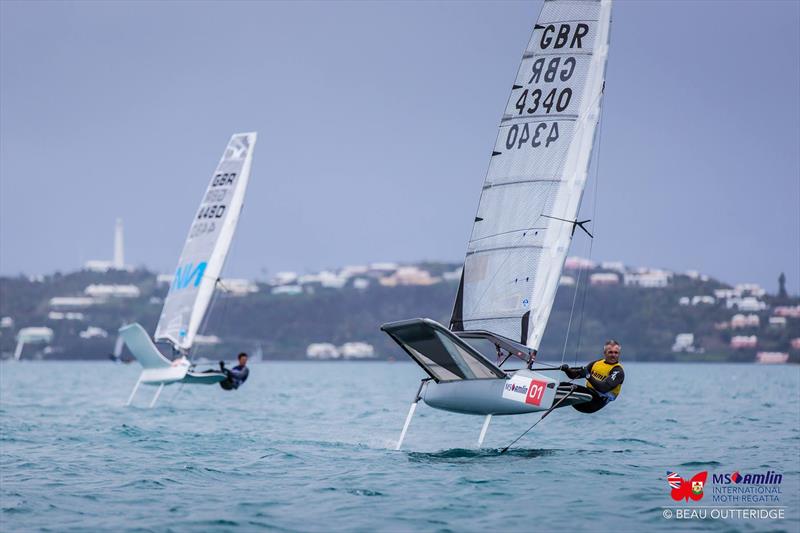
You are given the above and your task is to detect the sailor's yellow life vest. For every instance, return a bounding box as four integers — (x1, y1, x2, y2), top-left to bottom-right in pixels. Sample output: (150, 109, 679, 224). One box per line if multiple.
(585, 359, 623, 398)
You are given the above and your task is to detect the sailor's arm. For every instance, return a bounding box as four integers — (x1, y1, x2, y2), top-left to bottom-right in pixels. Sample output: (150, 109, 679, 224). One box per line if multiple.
(587, 366, 624, 394)
(560, 364, 588, 380)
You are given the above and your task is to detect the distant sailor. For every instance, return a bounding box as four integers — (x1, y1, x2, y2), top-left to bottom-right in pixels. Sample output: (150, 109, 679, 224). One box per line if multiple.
(560, 340, 624, 413)
(219, 352, 249, 390)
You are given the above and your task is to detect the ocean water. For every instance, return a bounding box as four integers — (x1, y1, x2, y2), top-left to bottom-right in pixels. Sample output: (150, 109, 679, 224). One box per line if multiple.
(1, 361, 798, 532)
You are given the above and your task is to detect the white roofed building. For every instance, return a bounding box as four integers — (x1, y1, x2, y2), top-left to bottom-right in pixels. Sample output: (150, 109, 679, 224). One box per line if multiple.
(306, 343, 340, 359)
(379, 266, 440, 287)
(564, 256, 596, 271)
(589, 273, 619, 286)
(272, 271, 299, 286)
(84, 284, 141, 299)
(624, 271, 671, 288)
(340, 342, 375, 359)
(272, 285, 303, 296)
(672, 333, 695, 352)
(730, 335, 757, 349)
(79, 326, 108, 339)
(49, 296, 96, 308)
(220, 279, 259, 296)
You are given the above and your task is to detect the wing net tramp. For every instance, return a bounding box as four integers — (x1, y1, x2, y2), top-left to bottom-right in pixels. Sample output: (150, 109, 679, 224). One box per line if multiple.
(381, 318, 506, 383)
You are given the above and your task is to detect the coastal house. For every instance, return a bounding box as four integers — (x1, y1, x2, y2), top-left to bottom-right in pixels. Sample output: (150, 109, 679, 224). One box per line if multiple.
(730, 335, 757, 349)
(49, 296, 96, 309)
(726, 296, 767, 312)
(735, 283, 766, 297)
(774, 305, 800, 318)
(379, 266, 440, 287)
(691, 295, 716, 306)
(624, 271, 671, 288)
(442, 268, 463, 282)
(84, 284, 140, 299)
(672, 333, 695, 352)
(600, 261, 626, 273)
(48, 312, 84, 321)
(559, 275, 576, 287)
(352, 278, 370, 290)
(272, 271, 299, 285)
(79, 326, 108, 339)
(306, 343, 340, 359)
(339, 342, 375, 359)
(219, 279, 259, 296)
(768, 316, 787, 328)
(755, 352, 789, 364)
(564, 256, 596, 271)
(271, 285, 303, 296)
(730, 314, 760, 329)
(589, 273, 619, 286)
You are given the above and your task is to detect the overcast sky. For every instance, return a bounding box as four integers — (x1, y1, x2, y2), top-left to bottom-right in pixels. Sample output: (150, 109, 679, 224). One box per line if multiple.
(1, 0, 798, 292)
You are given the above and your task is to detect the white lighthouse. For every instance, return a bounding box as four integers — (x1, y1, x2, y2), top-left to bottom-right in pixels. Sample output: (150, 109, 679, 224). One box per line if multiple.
(85, 218, 129, 272)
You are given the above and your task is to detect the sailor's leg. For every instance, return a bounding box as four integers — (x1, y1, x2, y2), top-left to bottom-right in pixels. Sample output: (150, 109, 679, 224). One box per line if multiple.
(126, 376, 142, 406)
(477, 414, 492, 447)
(148, 383, 165, 408)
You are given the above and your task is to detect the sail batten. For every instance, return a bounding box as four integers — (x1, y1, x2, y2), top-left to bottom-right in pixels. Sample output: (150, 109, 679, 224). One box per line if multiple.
(452, 0, 611, 350)
(154, 132, 258, 351)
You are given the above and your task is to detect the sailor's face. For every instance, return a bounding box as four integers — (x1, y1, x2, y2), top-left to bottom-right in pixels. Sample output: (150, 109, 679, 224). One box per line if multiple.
(604, 345, 620, 364)
(238, 356, 248, 366)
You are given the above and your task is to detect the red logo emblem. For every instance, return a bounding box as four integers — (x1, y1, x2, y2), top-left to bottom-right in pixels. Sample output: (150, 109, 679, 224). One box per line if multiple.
(525, 379, 547, 406)
(666, 471, 708, 501)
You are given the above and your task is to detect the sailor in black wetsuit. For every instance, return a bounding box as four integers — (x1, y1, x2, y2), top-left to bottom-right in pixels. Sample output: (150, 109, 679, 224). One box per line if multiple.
(219, 352, 250, 391)
(560, 340, 624, 413)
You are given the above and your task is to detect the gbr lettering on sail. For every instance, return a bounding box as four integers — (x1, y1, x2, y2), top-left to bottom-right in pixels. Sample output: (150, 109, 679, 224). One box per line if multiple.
(500, 21, 594, 158)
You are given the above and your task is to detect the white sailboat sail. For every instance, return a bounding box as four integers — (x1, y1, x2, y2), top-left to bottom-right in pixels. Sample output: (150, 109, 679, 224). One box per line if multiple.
(451, 0, 611, 350)
(155, 132, 258, 351)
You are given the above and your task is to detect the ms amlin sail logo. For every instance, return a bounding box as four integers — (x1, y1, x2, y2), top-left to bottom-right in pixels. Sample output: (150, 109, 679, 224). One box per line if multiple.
(661, 468, 786, 522)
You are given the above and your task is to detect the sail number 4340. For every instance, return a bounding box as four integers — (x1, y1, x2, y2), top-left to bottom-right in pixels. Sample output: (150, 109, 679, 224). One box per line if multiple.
(505, 122, 559, 149)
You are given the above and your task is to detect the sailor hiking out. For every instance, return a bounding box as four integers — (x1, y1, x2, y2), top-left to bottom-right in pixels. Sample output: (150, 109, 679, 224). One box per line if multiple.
(560, 340, 624, 413)
(219, 352, 249, 390)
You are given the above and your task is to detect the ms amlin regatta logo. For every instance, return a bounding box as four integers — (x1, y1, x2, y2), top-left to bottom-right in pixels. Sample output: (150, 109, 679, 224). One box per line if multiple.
(711, 470, 783, 503)
(666, 469, 782, 503)
(662, 468, 785, 522)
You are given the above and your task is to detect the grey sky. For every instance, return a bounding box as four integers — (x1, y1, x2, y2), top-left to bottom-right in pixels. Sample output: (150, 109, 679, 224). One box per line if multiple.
(1, 0, 798, 292)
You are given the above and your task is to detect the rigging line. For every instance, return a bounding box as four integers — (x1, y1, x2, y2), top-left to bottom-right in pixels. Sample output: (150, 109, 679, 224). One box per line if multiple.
(574, 98, 607, 364)
(560, 248, 585, 364)
(499, 385, 577, 454)
(468, 225, 548, 245)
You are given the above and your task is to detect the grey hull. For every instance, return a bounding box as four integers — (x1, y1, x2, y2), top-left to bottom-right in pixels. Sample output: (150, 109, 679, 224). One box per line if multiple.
(421, 369, 588, 415)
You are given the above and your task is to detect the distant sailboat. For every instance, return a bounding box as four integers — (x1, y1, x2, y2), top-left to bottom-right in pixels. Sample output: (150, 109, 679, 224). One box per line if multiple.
(121, 132, 257, 407)
(382, 0, 612, 448)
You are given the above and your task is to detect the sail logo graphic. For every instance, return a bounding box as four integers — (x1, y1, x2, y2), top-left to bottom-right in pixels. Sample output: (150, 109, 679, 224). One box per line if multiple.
(666, 471, 708, 501)
(224, 135, 250, 160)
(172, 262, 207, 290)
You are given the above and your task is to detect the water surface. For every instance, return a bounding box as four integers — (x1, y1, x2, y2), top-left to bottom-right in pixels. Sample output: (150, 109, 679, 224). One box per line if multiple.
(1, 362, 798, 531)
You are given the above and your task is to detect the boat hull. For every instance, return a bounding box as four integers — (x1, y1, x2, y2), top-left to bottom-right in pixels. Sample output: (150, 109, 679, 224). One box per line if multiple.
(422, 369, 563, 415)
